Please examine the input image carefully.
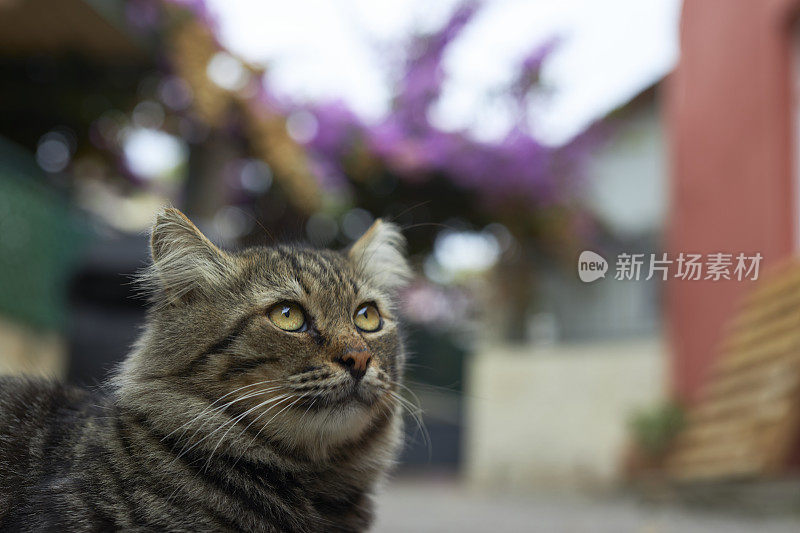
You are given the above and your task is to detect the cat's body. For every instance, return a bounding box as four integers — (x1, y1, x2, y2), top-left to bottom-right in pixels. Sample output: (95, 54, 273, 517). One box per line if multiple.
(0, 378, 395, 532)
(0, 208, 410, 532)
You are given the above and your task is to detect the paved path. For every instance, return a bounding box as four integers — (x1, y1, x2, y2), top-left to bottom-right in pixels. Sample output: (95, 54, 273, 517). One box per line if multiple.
(373, 477, 800, 533)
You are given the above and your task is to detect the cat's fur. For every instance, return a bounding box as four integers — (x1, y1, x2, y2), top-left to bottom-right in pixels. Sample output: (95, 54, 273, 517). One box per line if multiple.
(0, 207, 410, 532)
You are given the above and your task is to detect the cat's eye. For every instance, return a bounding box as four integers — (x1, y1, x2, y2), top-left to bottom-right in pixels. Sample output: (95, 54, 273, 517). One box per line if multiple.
(354, 303, 382, 332)
(268, 302, 307, 332)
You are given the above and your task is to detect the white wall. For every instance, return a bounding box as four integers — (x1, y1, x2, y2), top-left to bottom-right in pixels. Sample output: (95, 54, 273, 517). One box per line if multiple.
(464, 338, 665, 491)
(585, 101, 667, 238)
(0, 317, 66, 378)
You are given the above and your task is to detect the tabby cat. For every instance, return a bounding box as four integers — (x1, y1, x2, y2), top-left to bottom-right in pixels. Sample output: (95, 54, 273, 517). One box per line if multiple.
(0, 207, 411, 532)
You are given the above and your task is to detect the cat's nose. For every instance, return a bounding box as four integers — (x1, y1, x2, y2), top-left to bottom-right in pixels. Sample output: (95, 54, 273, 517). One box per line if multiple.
(334, 347, 371, 380)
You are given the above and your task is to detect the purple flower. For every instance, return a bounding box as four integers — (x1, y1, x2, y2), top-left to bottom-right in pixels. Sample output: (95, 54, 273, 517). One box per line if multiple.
(307, 101, 362, 159)
(126, 0, 161, 30)
(163, 0, 219, 30)
(510, 37, 560, 124)
(143, 0, 603, 219)
(394, 1, 481, 131)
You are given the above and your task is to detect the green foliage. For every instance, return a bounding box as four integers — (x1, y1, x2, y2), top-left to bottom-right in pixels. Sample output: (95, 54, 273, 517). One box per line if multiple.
(628, 401, 685, 458)
(0, 139, 88, 331)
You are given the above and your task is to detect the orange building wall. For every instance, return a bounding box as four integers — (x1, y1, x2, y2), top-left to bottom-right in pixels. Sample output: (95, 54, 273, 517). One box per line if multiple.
(666, 0, 800, 401)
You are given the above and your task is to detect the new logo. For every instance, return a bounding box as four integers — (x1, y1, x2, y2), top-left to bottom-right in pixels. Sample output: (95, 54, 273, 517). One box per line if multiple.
(578, 251, 608, 283)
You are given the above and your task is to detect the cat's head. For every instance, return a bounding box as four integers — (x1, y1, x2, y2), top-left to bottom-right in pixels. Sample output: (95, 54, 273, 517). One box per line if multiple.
(120, 207, 409, 458)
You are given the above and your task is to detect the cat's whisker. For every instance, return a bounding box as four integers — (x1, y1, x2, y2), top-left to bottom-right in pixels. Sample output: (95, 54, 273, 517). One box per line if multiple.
(388, 390, 426, 419)
(404, 378, 482, 401)
(296, 398, 319, 438)
(387, 390, 431, 459)
(197, 392, 296, 467)
(170, 386, 281, 447)
(175, 393, 291, 462)
(299, 395, 318, 423)
(250, 392, 311, 442)
(392, 381, 426, 410)
(165, 380, 284, 441)
(229, 392, 314, 470)
(168, 386, 285, 459)
(174, 385, 286, 444)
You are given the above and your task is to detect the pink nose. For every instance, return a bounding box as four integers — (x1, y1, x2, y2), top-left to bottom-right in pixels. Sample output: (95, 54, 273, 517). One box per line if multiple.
(334, 348, 371, 380)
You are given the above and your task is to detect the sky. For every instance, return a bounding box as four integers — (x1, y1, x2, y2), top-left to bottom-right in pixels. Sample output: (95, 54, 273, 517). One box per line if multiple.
(204, 0, 682, 145)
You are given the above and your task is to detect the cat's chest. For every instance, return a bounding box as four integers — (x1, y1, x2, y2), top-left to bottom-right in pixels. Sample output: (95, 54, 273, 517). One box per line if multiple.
(251, 464, 374, 528)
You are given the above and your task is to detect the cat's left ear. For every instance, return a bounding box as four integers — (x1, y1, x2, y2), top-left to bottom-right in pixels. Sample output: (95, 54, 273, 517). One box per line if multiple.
(144, 207, 231, 303)
(348, 219, 411, 291)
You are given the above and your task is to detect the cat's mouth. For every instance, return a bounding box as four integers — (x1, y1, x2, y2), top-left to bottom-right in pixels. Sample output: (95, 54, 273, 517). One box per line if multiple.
(284, 365, 393, 409)
(289, 377, 388, 411)
(345, 380, 383, 405)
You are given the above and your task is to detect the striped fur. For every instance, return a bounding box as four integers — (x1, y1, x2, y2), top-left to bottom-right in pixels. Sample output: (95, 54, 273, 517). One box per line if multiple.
(0, 208, 410, 532)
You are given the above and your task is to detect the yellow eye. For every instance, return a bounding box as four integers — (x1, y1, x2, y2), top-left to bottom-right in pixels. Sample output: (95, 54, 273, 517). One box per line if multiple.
(354, 303, 382, 332)
(268, 302, 306, 332)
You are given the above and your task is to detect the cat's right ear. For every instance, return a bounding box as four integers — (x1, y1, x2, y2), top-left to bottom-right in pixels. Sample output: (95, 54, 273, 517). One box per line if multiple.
(348, 219, 411, 292)
(143, 207, 230, 304)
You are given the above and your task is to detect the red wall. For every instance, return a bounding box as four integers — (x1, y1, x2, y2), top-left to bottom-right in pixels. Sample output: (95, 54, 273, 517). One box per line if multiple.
(667, 0, 800, 402)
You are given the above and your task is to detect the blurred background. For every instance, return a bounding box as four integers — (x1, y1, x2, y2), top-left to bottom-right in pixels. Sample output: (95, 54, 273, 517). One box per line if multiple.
(4, 0, 800, 531)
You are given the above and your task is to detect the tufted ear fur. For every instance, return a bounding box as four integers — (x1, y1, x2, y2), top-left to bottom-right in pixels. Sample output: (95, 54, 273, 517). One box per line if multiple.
(348, 219, 411, 292)
(142, 207, 230, 304)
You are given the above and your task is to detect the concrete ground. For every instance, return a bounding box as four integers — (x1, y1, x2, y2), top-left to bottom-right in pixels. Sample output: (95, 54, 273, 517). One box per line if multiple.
(373, 476, 800, 533)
